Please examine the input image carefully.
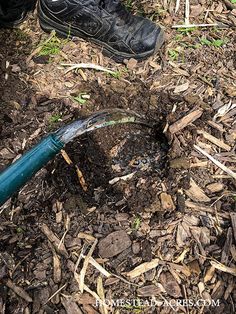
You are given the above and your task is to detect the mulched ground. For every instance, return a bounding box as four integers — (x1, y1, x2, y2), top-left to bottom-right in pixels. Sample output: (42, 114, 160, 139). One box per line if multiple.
(0, 0, 236, 313)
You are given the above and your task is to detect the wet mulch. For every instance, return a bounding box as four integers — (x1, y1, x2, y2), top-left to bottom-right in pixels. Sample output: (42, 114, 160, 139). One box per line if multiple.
(0, 1, 236, 313)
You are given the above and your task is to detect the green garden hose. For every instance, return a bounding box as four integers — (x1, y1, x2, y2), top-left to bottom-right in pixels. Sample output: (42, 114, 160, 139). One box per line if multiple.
(0, 109, 149, 206)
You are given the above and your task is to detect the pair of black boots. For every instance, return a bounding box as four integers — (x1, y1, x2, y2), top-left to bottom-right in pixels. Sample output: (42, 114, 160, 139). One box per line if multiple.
(0, 0, 164, 62)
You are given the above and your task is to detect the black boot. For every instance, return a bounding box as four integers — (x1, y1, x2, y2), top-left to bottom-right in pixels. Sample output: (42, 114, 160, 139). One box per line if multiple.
(0, 0, 37, 28)
(38, 0, 164, 62)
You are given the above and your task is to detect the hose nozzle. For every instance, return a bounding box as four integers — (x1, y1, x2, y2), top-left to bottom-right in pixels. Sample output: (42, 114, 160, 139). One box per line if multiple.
(55, 109, 150, 144)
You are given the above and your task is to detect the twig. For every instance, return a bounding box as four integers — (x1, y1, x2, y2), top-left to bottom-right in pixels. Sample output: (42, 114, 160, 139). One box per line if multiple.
(5, 279, 32, 303)
(197, 130, 231, 151)
(172, 23, 218, 28)
(74, 243, 88, 273)
(78, 239, 98, 293)
(39, 223, 68, 257)
(81, 255, 111, 278)
(97, 277, 109, 314)
(58, 215, 70, 249)
(194, 145, 236, 180)
(61, 63, 117, 75)
(185, 0, 190, 25)
(175, 0, 181, 13)
(46, 283, 67, 304)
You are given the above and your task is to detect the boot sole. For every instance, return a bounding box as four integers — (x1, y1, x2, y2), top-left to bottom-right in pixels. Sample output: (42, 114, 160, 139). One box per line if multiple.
(37, 2, 164, 63)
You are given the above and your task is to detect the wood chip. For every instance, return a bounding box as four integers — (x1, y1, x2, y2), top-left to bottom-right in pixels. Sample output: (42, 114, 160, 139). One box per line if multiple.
(109, 172, 136, 185)
(61, 295, 83, 314)
(167, 262, 191, 277)
(206, 183, 224, 193)
(169, 109, 203, 134)
(230, 245, 236, 262)
(160, 192, 175, 211)
(185, 200, 230, 219)
(77, 233, 96, 242)
(176, 223, 189, 247)
(49, 242, 62, 284)
(82, 304, 99, 314)
(174, 81, 189, 93)
(74, 292, 96, 305)
(97, 277, 108, 314)
(170, 157, 190, 169)
(204, 266, 215, 283)
(173, 248, 189, 263)
(79, 239, 98, 293)
(185, 178, 211, 203)
(61, 149, 73, 165)
(210, 260, 236, 276)
(207, 120, 225, 133)
(125, 58, 138, 70)
(126, 258, 159, 279)
(198, 282, 205, 296)
(5, 279, 32, 303)
(230, 213, 236, 244)
(98, 231, 131, 258)
(221, 227, 233, 264)
(197, 130, 231, 151)
(137, 284, 165, 297)
(194, 144, 236, 180)
(61, 150, 88, 191)
(39, 223, 68, 257)
(75, 165, 88, 192)
(188, 260, 201, 275)
(224, 279, 235, 300)
(159, 272, 182, 298)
